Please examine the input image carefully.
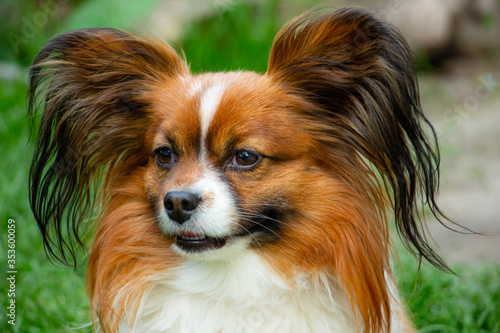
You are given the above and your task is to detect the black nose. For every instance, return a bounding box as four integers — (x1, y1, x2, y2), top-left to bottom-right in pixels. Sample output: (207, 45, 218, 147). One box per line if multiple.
(164, 191, 201, 224)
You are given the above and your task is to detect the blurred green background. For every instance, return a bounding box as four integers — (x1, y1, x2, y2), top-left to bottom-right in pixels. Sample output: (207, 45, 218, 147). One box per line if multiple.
(1, 0, 499, 332)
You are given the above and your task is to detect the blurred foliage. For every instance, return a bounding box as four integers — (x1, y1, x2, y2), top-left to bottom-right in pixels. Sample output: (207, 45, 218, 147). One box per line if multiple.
(180, 0, 280, 73)
(0, 0, 78, 65)
(480, 12, 495, 29)
(0, 0, 159, 66)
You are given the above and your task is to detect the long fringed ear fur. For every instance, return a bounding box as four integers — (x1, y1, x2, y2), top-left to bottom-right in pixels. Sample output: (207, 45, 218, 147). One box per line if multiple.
(28, 28, 188, 267)
(268, 8, 450, 270)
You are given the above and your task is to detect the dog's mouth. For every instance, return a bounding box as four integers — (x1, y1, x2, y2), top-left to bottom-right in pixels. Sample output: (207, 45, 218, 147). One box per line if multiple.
(176, 231, 227, 252)
(175, 210, 283, 253)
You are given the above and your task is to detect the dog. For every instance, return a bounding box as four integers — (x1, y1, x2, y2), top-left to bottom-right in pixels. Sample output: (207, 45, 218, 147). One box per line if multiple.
(28, 7, 450, 333)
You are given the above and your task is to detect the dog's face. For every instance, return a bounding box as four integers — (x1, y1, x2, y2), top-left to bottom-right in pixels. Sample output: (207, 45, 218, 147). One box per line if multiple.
(142, 72, 320, 259)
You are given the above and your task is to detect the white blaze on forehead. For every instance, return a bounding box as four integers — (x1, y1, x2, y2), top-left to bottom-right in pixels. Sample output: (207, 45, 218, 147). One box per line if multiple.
(199, 82, 228, 155)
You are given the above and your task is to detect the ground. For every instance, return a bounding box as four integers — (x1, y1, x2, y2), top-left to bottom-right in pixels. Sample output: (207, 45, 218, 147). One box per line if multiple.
(421, 57, 500, 265)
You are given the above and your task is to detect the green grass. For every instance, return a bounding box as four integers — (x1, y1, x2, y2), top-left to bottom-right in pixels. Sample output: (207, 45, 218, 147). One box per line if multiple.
(1, 1, 499, 332)
(396, 250, 500, 332)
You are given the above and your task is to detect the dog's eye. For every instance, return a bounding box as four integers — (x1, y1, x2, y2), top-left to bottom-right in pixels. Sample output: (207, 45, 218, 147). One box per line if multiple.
(231, 150, 261, 168)
(155, 147, 176, 167)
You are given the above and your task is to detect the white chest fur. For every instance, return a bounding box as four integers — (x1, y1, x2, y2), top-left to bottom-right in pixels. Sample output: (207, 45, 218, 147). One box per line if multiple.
(127, 251, 359, 333)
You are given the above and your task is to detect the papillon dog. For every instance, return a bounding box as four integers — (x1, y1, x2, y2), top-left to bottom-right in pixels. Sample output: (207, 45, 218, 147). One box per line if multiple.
(28, 7, 450, 333)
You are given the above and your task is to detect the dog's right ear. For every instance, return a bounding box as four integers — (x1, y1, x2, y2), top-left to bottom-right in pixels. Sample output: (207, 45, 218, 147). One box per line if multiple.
(28, 28, 188, 267)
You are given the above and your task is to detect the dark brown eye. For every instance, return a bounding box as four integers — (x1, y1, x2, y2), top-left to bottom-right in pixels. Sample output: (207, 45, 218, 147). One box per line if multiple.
(231, 150, 260, 168)
(155, 147, 176, 167)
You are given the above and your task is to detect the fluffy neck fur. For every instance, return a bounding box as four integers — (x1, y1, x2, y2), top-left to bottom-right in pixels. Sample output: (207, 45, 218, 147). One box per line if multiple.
(130, 254, 356, 332)
(117, 252, 409, 333)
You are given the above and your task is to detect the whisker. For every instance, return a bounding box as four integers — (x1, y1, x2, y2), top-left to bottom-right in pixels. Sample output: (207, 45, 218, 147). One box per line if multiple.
(235, 224, 266, 251)
(239, 212, 286, 226)
(238, 207, 287, 226)
(237, 202, 285, 210)
(237, 214, 293, 247)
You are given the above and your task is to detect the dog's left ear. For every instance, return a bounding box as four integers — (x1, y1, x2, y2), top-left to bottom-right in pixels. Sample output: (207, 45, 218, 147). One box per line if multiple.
(268, 8, 448, 268)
